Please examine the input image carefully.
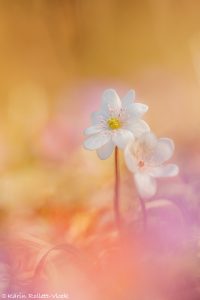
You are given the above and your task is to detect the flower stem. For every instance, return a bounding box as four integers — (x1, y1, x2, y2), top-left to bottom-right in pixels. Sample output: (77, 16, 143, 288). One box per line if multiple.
(114, 146, 121, 229)
(138, 196, 147, 231)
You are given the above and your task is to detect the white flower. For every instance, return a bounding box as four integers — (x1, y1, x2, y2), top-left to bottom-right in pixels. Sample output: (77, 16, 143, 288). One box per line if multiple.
(124, 132, 179, 198)
(83, 89, 150, 159)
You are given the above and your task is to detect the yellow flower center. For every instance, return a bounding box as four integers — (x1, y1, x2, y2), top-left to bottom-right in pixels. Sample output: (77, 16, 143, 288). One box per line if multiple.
(107, 117, 121, 130)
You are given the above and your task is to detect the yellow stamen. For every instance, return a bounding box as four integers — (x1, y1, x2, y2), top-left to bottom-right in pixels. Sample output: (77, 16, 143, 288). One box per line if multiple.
(107, 117, 121, 130)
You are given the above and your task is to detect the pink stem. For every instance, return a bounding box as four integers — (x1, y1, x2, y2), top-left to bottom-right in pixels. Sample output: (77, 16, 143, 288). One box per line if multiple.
(114, 146, 121, 229)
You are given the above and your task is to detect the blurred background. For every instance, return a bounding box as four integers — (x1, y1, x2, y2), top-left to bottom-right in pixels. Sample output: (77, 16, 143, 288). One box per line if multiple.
(0, 1, 200, 298)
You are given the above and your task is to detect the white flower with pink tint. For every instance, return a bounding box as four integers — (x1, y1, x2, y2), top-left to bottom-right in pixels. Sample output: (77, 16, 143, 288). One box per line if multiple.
(124, 132, 179, 198)
(83, 89, 149, 159)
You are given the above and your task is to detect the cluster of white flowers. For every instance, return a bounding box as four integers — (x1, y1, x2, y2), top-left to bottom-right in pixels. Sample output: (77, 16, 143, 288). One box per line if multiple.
(83, 89, 179, 198)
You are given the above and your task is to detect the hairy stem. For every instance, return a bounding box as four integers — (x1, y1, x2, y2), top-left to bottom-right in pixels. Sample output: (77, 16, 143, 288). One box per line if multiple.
(114, 146, 121, 229)
(138, 196, 147, 230)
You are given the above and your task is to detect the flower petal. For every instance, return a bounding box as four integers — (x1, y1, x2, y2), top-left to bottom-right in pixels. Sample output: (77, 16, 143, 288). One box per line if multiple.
(124, 139, 138, 172)
(112, 129, 133, 149)
(91, 111, 108, 125)
(149, 164, 179, 178)
(122, 89, 135, 107)
(83, 132, 111, 150)
(150, 138, 175, 164)
(134, 173, 157, 198)
(101, 89, 121, 114)
(128, 103, 148, 118)
(84, 125, 102, 136)
(97, 140, 115, 160)
(125, 120, 150, 137)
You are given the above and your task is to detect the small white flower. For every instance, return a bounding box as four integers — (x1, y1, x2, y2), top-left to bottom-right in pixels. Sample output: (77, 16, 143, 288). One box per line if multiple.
(124, 132, 179, 198)
(83, 89, 150, 159)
